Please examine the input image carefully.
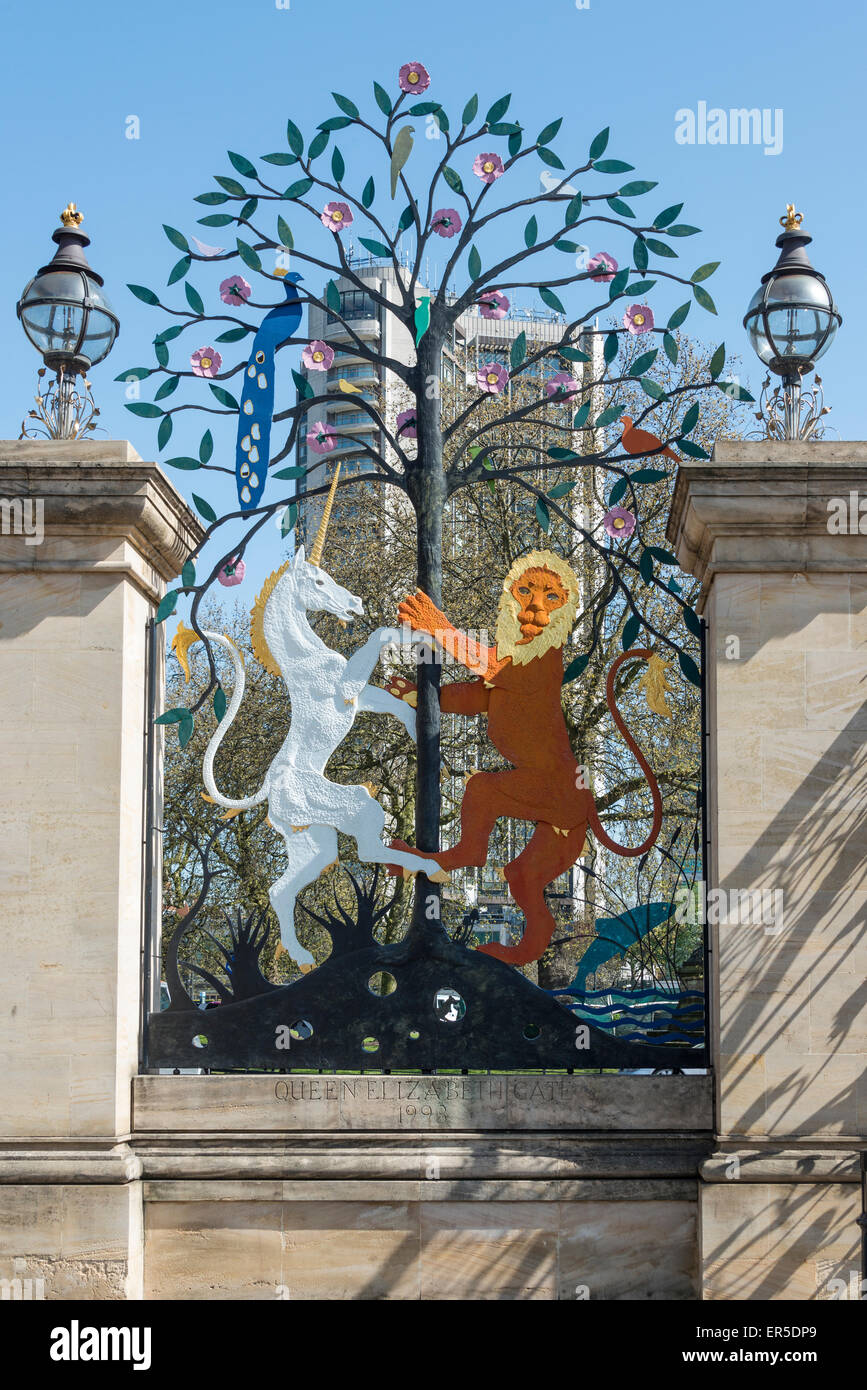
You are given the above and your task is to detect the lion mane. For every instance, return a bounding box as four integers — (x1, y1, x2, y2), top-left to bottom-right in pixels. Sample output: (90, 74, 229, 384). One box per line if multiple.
(494, 549, 581, 666)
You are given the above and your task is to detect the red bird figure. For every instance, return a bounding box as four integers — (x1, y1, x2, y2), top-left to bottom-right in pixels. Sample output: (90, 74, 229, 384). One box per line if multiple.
(619, 415, 680, 464)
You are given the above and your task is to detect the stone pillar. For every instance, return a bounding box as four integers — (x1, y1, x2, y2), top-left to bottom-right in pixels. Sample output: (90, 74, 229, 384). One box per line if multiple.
(0, 441, 202, 1298)
(668, 441, 865, 1300)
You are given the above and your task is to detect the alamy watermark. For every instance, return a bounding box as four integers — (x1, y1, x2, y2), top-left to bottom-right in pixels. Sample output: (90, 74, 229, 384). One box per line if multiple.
(675, 103, 783, 156)
(0, 497, 44, 546)
(675, 882, 784, 936)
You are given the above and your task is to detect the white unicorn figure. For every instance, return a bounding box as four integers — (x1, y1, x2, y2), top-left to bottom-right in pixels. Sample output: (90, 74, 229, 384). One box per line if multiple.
(198, 469, 442, 969)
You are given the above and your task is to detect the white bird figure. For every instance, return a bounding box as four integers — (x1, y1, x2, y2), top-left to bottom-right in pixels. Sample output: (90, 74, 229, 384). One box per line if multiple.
(540, 170, 579, 197)
(199, 469, 443, 969)
(190, 235, 226, 258)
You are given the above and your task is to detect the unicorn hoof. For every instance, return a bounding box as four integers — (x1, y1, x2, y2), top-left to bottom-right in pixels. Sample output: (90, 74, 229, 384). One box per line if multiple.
(299, 963, 315, 974)
(429, 867, 450, 884)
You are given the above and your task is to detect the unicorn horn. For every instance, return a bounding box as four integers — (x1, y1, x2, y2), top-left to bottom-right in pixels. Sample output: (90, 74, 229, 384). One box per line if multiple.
(308, 463, 341, 567)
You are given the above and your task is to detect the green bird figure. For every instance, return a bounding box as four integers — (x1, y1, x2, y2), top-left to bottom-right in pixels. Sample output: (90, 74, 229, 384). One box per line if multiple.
(414, 295, 432, 347)
(390, 126, 414, 198)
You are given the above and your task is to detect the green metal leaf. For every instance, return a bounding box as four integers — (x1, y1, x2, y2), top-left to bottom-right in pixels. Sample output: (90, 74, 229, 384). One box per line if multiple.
(618, 180, 657, 197)
(644, 237, 678, 258)
(291, 369, 314, 400)
(596, 404, 623, 429)
(332, 91, 360, 120)
(653, 203, 683, 228)
(508, 128, 523, 158)
(362, 177, 375, 209)
(128, 284, 160, 306)
(272, 465, 306, 480)
(524, 215, 538, 248)
(468, 245, 482, 281)
(163, 225, 189, 252)
(462, 94, 479, 125)
(185, 283, 205, 316)
(540, 286, 565, 314)
(562, 652, 589, 685)
(555, 240, 579, 253)
(317, 115, 353, 132)
(631, 349, 658, 376)
(709, 343, 726, 379)
(667, 302, 691, 331)
(603, 332, 619, 364)
(607, 197, 635, 218)
(228, 150, 256, 178)
(208, 384, 239, 410)
(194, 192, 230, 206)
(163, 457, 202, 470)
(588, 127, 609, 160)
(155, 707, 184, 724)
(114, 366, 152, 382)
(510, 331, 526, 371)
(561, 347, 590, 363)
(622, 614, 640, 650)
(261, 153, 297, 166)
(666, 224, 701, 237)
(663, 333, 678, 365)
(485, 93, 512, 124)
(535, 496, 551, 532)
(215, 176, 247, 197)
(639, 548, 655, 583)
(608, 269, 630, 299)
(308, 130, 329, 161)
(547, 447, 580, 460)
(630, 468, 668, 482)
(126, 402, 163, 418)
(238, 198, 258, 223)
(178, 710, 195, 749)
(182, 558, 196, 588)
(608, 477, 628, 505)
(286, 119, 304, 157)
(626, 280, 657, 295)
(277, 216, 294, 250)
(443, 166, 464, 195)
(648, 545, 678, 565)
(157, 415, 173, 451)
(155, 593, 178, 625)
(192, 493, 217, 523)
(199, 430, 214, 464)
(682, 605, 702, 639)
(572, 401, 591, 428)
(409, 100, 442, 117)
(549, 479, 577, 499)
(154, 340, 170, 368)
(716, 381, 755, 402)
(326, 280, 341, 314)
(359, 236, 391, 259)
(281, 502, 298, 538)
(197, 213, 235, 226)
(678, 439, 712, 459)
(216, 326, 253, 343)
(680, 403, 700, 435)
(283, 177, 314, 200)
(691, 262, 720, 283)
(678, 651, 701, 687)
(154, 375, 180, 401)
(213, 686, 227, 723)
(565, 192, 583, 224)
(155, 324, 184, 343)
(640, 378, 666, 401)
(693, 284, 718, 315)
(331, 146, 345, 183)
(537, 117, 563, 145)
(537, 147, 565, 169)
(594, 159, 634, 174)
(373, 81, 392, 117)
(633, 238, 649, 273)
(236, 239, 262, 272)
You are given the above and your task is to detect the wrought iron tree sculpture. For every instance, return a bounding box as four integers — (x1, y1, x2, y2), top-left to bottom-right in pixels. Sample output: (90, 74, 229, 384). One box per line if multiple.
(122, 62, 751, 967)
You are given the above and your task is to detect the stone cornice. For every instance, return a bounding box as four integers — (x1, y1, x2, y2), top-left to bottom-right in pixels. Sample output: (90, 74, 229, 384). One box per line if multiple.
(0, 440, 205, 585)
(667, 441, 867, 603)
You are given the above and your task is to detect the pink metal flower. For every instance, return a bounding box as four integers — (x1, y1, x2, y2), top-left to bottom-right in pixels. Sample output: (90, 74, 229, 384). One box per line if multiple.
(478, 290, 510, 320)
(306, 421, 337, 454)
(587, 252, 618, 283)
(473, 152, 505, 184)
(603, 507, 636, 539)
(623, 303, 654, 335)
(321, 201, 353, 233)
(396, 408, 417, 438)
(477, 362, 509, 394)
(430, 208, 462, 238)
(302, 341, 335, 372)
(218, 556, 246, 587)
(399, 62, 430, 94)
(219, 275, 251, 305)
(546, 371, 580, 400)
(190, 347, 222, 378)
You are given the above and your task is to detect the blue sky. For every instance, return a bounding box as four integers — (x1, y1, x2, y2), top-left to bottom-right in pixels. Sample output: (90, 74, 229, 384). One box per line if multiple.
(3, 0, 863, 597)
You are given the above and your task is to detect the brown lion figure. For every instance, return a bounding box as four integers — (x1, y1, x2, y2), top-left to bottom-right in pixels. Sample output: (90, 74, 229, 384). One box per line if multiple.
(390, 550, 664, 966)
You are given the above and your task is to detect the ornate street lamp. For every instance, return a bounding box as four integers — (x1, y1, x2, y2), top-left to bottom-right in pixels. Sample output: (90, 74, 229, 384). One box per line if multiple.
(16, 204, 119, 440)
(744, 206, 841, 441)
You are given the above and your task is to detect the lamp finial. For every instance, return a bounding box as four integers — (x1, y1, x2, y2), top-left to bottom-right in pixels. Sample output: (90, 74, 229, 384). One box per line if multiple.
(60, 203, 83, 228)
(780, 204, 803, 232)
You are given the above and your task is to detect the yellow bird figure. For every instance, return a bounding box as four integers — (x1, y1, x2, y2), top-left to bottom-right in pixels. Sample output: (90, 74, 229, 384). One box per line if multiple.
(390, 126, 414, 198)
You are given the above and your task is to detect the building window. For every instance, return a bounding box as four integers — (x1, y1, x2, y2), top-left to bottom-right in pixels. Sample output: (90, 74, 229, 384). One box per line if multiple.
(327, 290, 380, 324)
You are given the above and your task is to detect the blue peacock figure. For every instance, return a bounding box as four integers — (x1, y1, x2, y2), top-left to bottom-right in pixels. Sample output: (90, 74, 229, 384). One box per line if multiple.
(235, 271, 304, 510)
